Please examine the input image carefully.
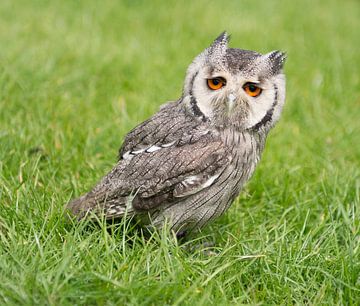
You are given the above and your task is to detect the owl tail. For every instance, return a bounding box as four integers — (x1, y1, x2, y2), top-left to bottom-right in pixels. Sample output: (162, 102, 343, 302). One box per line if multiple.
(66, 194, 94, 220)
(67, 191, 132, 220)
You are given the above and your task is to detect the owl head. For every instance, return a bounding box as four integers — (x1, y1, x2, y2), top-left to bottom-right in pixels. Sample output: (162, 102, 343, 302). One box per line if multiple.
(183, 32, 286, 132)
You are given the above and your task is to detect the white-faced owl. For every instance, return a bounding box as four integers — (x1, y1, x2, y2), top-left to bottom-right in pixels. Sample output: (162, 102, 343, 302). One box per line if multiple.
(68, 32, 286, 237)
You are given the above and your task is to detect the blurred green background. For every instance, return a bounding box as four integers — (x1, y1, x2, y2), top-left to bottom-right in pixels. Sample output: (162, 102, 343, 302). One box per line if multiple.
(0, 0, 359, 304)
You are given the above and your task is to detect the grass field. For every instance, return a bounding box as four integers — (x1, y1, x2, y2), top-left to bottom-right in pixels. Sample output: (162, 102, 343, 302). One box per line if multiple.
(0, 0, 359, 304)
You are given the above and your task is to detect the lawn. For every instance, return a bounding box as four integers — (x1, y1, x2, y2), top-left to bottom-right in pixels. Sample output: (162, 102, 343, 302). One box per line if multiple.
(0, 0, 359, 304)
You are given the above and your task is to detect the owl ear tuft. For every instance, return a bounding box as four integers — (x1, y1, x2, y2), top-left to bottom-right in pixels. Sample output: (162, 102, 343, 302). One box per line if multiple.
(211, 31, 230, 47)
(264, 50, 287, 74)
(208, 31, 230, 52)
(205, 31, 230, 63)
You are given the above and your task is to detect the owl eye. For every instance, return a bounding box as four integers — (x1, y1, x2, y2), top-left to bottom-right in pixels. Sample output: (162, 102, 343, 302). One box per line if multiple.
(243, 82, 262, 97)
(207, 77, 226, 90)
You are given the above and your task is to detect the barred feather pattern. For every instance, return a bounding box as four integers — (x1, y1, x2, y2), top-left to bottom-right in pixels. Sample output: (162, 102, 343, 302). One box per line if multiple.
(68, 100, 266, 233)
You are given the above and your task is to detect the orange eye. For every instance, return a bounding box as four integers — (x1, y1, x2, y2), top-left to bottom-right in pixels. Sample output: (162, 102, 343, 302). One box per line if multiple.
(243, 83, 262, 97)
(207, 77, 226, 90)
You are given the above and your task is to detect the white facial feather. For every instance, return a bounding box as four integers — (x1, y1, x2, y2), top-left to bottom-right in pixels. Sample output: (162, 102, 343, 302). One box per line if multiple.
(184, 64, 285, 130)
(182, 33, 285, 131)
(227, 93, 236, 112)
(244, 74, 286, 129)
(191, 71, 216, 118)
(268, 74, 286, 126)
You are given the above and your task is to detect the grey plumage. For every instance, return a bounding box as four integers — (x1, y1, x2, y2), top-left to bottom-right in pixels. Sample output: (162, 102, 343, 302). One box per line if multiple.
(67, 32, 286, 235)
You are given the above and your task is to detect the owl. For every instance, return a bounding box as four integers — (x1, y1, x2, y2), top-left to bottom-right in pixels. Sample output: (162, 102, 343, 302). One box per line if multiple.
(68, 32, 286, 237)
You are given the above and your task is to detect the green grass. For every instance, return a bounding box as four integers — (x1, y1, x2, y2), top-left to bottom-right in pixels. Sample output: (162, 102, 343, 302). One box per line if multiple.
(0, 0, 359, 304)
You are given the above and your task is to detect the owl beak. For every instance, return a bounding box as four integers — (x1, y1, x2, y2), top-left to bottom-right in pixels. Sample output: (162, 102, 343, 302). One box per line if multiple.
(227, 93, 236, 111)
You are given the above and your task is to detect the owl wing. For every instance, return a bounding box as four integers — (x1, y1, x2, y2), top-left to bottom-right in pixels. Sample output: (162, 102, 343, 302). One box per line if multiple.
(118, 100, 204, 159)
(91, 131, 229, 216)
(125, 134, 228, 210)
(68, 100, 230, 219)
